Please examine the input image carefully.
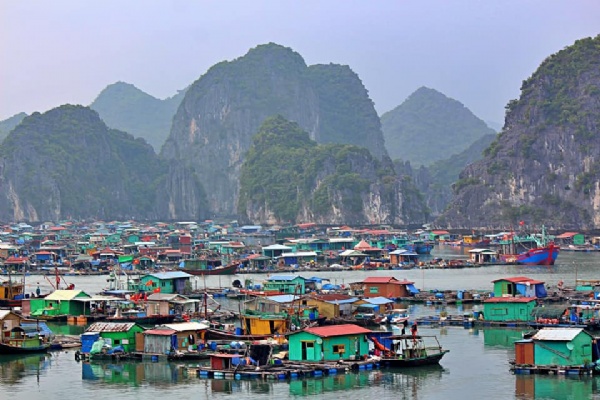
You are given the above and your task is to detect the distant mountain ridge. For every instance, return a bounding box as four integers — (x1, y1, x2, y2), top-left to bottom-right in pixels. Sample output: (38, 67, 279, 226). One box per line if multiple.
(0, 112, 27, 144)
(0, 105, 205, 222)
(381, 86, 496, 166)
(90, 81, 186, 152)
(161, 42, 390, 217)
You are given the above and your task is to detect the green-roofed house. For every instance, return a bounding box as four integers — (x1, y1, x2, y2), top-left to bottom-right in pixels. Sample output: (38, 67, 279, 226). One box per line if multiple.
(139, 271, 192, 295)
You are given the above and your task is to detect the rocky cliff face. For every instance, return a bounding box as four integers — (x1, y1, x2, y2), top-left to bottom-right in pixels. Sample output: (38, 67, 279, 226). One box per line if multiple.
(0, 105, 204, 222)
(238, 116, 427, 225)
(161, 43, 388, 216)
(439, 35, 600, 229)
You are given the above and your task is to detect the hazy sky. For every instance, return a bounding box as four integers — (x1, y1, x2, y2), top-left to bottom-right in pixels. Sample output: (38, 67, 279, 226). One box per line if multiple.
(1, 1, 599, 124)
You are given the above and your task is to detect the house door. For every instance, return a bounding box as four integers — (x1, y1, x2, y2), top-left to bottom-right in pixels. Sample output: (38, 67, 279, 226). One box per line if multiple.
(301, 341, 315, 360)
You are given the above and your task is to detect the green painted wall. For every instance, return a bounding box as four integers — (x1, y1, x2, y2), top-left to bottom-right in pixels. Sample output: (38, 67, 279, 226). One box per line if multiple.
(483, 301, 536, 321)
(98, 325, 144, 352)
(534, 333, 593, 366)
(288, 331, 369, 361)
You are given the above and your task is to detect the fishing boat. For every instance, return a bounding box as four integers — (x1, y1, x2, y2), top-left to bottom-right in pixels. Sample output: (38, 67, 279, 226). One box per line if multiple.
(0, 325, 52, 354)
(499, 226, 559, 266)
(370, 334, 449, 367)
(182, 259, 239, 276)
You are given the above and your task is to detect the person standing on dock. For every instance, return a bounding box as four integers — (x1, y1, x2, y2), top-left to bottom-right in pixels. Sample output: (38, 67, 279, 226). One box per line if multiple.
(402, 319, 408, 335)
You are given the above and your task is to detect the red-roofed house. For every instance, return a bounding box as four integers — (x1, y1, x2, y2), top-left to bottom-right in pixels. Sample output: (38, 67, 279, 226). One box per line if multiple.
(287, 324, 372, 361)
(359, 277, 416, 298)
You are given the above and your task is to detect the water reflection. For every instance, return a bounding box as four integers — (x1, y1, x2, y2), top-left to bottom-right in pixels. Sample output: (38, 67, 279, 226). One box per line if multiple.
(0, 353, 51, 384)
(482, 328, 529, 348)
(515, 375, 598, 399)
(81, 360, 187, 387)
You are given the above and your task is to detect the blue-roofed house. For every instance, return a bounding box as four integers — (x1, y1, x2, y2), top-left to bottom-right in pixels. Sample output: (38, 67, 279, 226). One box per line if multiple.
(139, 271, 192, 295)
(277, 252, 317, 266)
(353, 296, 395, 316)
(263, 275, 308, 294)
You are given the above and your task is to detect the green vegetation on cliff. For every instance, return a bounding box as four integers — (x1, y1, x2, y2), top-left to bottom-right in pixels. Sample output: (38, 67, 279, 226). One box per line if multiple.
(238, 115, 395, 223)
(381, 87, 496, 167)
(0, 105, 169, 221)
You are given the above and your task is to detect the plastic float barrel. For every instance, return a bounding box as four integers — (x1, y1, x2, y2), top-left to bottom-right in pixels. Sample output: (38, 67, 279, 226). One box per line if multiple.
(278, 373, 286, 380)
(329, 369, 337, 375)
(199, 370, 209, 377)
(151, 355, 158, 362)
(290, 372, 298, 379)
(235, 373, 241, 380)
(366, 363, 373, 369)
(358, 364, 366, 370)
(314, 370, 323, 377)
(214, 371, 224, 379)
(210, 341, 217, 351)
(235, 327, 243, 335)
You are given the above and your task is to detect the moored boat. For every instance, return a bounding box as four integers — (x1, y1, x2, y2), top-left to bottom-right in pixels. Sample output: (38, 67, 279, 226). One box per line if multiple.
(370, 334, 449, 367)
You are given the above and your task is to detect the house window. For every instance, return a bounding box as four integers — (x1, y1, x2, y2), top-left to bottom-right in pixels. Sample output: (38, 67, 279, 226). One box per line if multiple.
(303, 341, 314, 348)
(161, 282, 166, 287)
(113, 339, 121, 345)
(491, 308, 507, 316)
(333, 344, 345, 353)
(369, 287, 379, 294)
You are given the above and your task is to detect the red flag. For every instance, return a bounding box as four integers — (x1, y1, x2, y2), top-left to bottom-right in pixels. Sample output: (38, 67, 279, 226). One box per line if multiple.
(519, 221, 525, 226)
(153, 287, 161, 293)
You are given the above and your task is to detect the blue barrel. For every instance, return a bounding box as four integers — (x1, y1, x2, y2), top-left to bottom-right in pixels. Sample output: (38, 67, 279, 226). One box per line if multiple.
(314, 370, 323, 376)
(235, 327, 243, 335)
(290, 372, 298, 379)
(329, 369, 337, 375)
(151, 355, 158, 362)
(366, 364, 373, 369)
(210, 341, 217, 351)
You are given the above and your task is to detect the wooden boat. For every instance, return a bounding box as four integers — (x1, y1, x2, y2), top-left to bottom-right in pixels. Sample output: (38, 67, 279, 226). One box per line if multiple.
(182, 260, 239, 276)
(371, 334, 449, 367)
(0, 325, 51, 354)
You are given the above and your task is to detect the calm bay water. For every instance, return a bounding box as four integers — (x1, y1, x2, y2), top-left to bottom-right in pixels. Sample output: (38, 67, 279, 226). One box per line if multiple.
(3, 248, 600, 399)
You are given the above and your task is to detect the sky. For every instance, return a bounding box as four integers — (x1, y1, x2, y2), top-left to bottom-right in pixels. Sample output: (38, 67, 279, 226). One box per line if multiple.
(1, 1, 599, 125)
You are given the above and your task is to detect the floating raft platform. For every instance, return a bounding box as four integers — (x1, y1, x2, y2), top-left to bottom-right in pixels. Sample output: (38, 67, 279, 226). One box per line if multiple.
(186, 359, 380, 381)
(511, 364, 595, 376)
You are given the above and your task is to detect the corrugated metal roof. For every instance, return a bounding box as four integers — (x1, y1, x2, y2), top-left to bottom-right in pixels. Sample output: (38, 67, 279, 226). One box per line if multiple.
(363, 296, 395, 305)
(484, 297, 537, 303)
(145, 329, 177, 335)
(161, 322, 209, 331)
(302, 324, 372, 337)
(266, 294, 300, 303)
(532, 328, 587, 341)
(45, 290, 90, 301)
(267, 275, 303, 281)
(147, 271, 192, 280)
(86, 322, 137, 332)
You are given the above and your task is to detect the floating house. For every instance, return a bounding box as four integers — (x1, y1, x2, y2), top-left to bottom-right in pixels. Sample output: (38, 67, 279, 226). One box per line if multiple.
(515, 328, 595, 368)
(483, 297, 537, 322)
(261, 244, 293, 259)
(306, 294, 358, 319)
(287, 324, 372, 362)
(469, 248, 498, 264)
(27, 290, 92, 319)
(144, 321, 209, 354)
(277, 252, 318, 266)
(139, 271, 192, 295)
(263, 275, 307, 294)
(0, 309, 23, 331)
(492, 277, 547, 298)
(358, 277, 418, 299)
(82, 322, 145, 354)
(389, 249, 419, 265)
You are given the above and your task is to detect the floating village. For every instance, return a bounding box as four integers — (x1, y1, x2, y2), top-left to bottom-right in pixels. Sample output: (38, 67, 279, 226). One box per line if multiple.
(3, 220, 600, 387)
